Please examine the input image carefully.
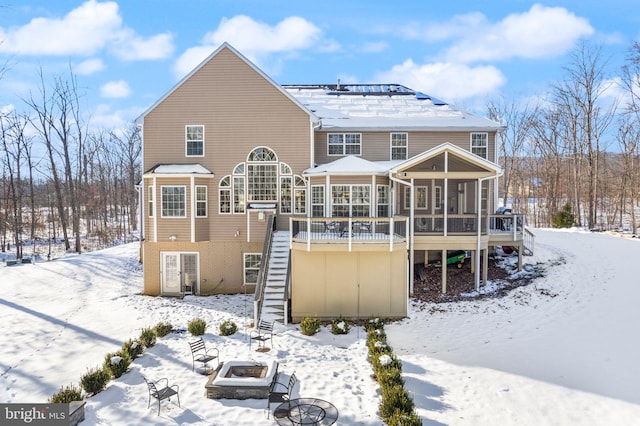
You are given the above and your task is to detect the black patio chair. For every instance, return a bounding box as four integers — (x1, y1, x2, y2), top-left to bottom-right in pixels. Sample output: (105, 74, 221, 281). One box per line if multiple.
(188, 337, 220, 372)
(267, 372, 298, 418)
(143, 376, 180, 415)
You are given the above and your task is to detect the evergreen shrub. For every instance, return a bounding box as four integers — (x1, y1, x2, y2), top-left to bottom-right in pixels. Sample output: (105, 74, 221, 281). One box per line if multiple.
(300, 316, 321, 336)
(188, 318, 207, 336)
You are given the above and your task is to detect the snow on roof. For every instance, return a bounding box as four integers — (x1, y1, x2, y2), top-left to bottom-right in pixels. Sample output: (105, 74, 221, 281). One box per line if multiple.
(285, 85, 502, 131)
(303, 155, 402, 176)
(145, 164, 214, 175)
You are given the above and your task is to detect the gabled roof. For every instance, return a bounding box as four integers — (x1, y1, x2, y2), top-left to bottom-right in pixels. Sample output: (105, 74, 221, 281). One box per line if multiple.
(143, 164, 214, 177)
(390, 142, 503, 175)
(303, 155, 400, 176)
(135, 42, 318, 125)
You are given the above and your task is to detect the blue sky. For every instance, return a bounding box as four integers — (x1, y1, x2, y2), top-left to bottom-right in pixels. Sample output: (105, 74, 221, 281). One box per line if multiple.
(1, 0, 638, 130)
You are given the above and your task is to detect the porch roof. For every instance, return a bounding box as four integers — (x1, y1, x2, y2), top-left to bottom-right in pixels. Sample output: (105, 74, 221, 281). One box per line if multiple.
(303, 155, 401, 177)
(390, 142, 503, 177)
(143, 163, 214, 178)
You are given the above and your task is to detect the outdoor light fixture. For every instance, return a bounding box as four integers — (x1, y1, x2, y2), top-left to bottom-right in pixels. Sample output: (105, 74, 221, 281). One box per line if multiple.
(432, 164, 437, 171)
(169, 235, 177, 241)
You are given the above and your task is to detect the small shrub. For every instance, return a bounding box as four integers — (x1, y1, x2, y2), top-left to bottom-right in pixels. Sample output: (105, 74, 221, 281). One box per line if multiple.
(219, 320, 238, 336)
(188, 318, 207, 336)
(372, 353, 403, 375)
(103, 350, 131, 379)
(377, 365, 404, 389)
(385, 410, 422, 426)
(140, 327, 156, 348)
(364, 317, 384, 332)
(154, 321, 173, 337)
(123, 338, 144, 359)
(379, 384, 416, 423)
(300, 316, 321, 336)
(552, 203, 575, 228)
(49, 383, 83, 403)
(330, 317, 350, 335)
(80, 366, 110, 395)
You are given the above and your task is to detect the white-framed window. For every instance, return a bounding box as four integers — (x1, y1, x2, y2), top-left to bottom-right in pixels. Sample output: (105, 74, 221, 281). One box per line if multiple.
(243, 253, 262, 285)
(416, 186, 428, 209)
(404, 187, 411, 210)
(390, 133, 408, 160)
(328, 133, 361, 156)
(148, 186, 154, 217)
(161, 186, 186, 217)
(331, 184, 370, 217)
(233, 176, 245, 213)
(311, 185, 324, 217)
(186, 125, 204, 157)
(195, 185, 207, 217)
(434, 186, 442, 209)
(377, 185, 389, 217)
(294, 176, 306, 214)
(219, 176, 231, 214)
(280, 176, 292, 214)
(481, 187, 488, 212)
(471, 132, 488, 159)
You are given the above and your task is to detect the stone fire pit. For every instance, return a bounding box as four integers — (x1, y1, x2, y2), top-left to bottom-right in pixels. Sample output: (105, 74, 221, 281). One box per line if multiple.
(205, 360, 278, 399)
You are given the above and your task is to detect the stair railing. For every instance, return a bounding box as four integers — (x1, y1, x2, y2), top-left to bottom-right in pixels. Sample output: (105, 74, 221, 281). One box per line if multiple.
(254, 215, 277, 326)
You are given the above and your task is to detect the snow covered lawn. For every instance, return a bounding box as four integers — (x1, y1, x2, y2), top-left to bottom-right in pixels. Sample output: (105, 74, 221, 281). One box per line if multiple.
(1, 228, 639, 425)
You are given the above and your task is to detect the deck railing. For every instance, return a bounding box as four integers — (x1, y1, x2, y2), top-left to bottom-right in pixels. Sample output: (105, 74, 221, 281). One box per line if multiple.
(290, 217, 408, 249)
(413, 213, 527, 238)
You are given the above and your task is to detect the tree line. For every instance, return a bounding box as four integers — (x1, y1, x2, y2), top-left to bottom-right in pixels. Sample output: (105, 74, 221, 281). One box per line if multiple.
(489, 41, 640, 233)
(1, 66, 141, 258)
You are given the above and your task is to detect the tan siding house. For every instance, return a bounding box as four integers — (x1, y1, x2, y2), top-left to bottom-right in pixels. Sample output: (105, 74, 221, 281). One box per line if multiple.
(137, 43, 531, 324)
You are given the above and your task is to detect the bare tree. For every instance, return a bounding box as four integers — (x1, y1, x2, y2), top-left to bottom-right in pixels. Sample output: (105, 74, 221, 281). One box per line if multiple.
(488, 96, 539, 212)
(551, 41, 617, 228)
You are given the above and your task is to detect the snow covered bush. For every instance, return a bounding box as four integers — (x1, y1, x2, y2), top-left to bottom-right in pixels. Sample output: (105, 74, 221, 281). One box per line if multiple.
(123, 338, 144, 359)
(80, 366, 110, 395)
(330, 317, 350, 335)
(219, 319, 238, 336)
(103, 350, 131, 378)
(379, 384, 416, 424)
(139, 327, 156, 348)
(49, 383, 83, 403)
(300, 316, 321, 336)
(188, 318, 207, 336)
(154, 321, 173, 337)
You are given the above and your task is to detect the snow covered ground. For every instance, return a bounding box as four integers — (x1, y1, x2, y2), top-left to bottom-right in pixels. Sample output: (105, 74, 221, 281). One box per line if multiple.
(1, 228, 639, 425)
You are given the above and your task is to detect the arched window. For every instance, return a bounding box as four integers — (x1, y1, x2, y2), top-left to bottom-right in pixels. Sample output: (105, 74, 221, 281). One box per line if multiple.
(247, 147, 278, 202)
(218, 147, 306, 214)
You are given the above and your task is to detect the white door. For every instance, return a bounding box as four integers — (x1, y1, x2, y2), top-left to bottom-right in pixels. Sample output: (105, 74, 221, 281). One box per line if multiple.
(161, 253, 181, 293)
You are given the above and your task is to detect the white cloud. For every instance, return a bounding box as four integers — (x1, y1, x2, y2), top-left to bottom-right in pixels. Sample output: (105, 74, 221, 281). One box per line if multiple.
(75, 58, 105, 75)
(173, 15, 322, 78)
(374, 59, 506, 101)
(100, 80, 130, 98)
(0, 0, 174, 61)
(401, 5, 594, 63)
(362, 41, 388, 53)
(111, 30, 175, 61)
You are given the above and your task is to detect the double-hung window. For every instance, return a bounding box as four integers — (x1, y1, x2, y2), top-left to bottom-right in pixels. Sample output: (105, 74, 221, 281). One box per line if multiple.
(377, 185, 389, 217)
(331, 184, 370, 217)
(328, 133, 361, 156)
(195, 185, 207, 217)
(311, 186, 325, 217)
(147, 186, 154, 217)
(471, 132, 488, 159)
(390, 133, 408, 160)
(186, 125, 204, 156)
(243, 253, 261, 285)
(161, 186, 186, 217)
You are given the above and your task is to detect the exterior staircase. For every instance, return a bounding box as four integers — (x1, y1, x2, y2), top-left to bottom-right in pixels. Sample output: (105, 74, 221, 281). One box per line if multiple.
(257, 230, 290, 324)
